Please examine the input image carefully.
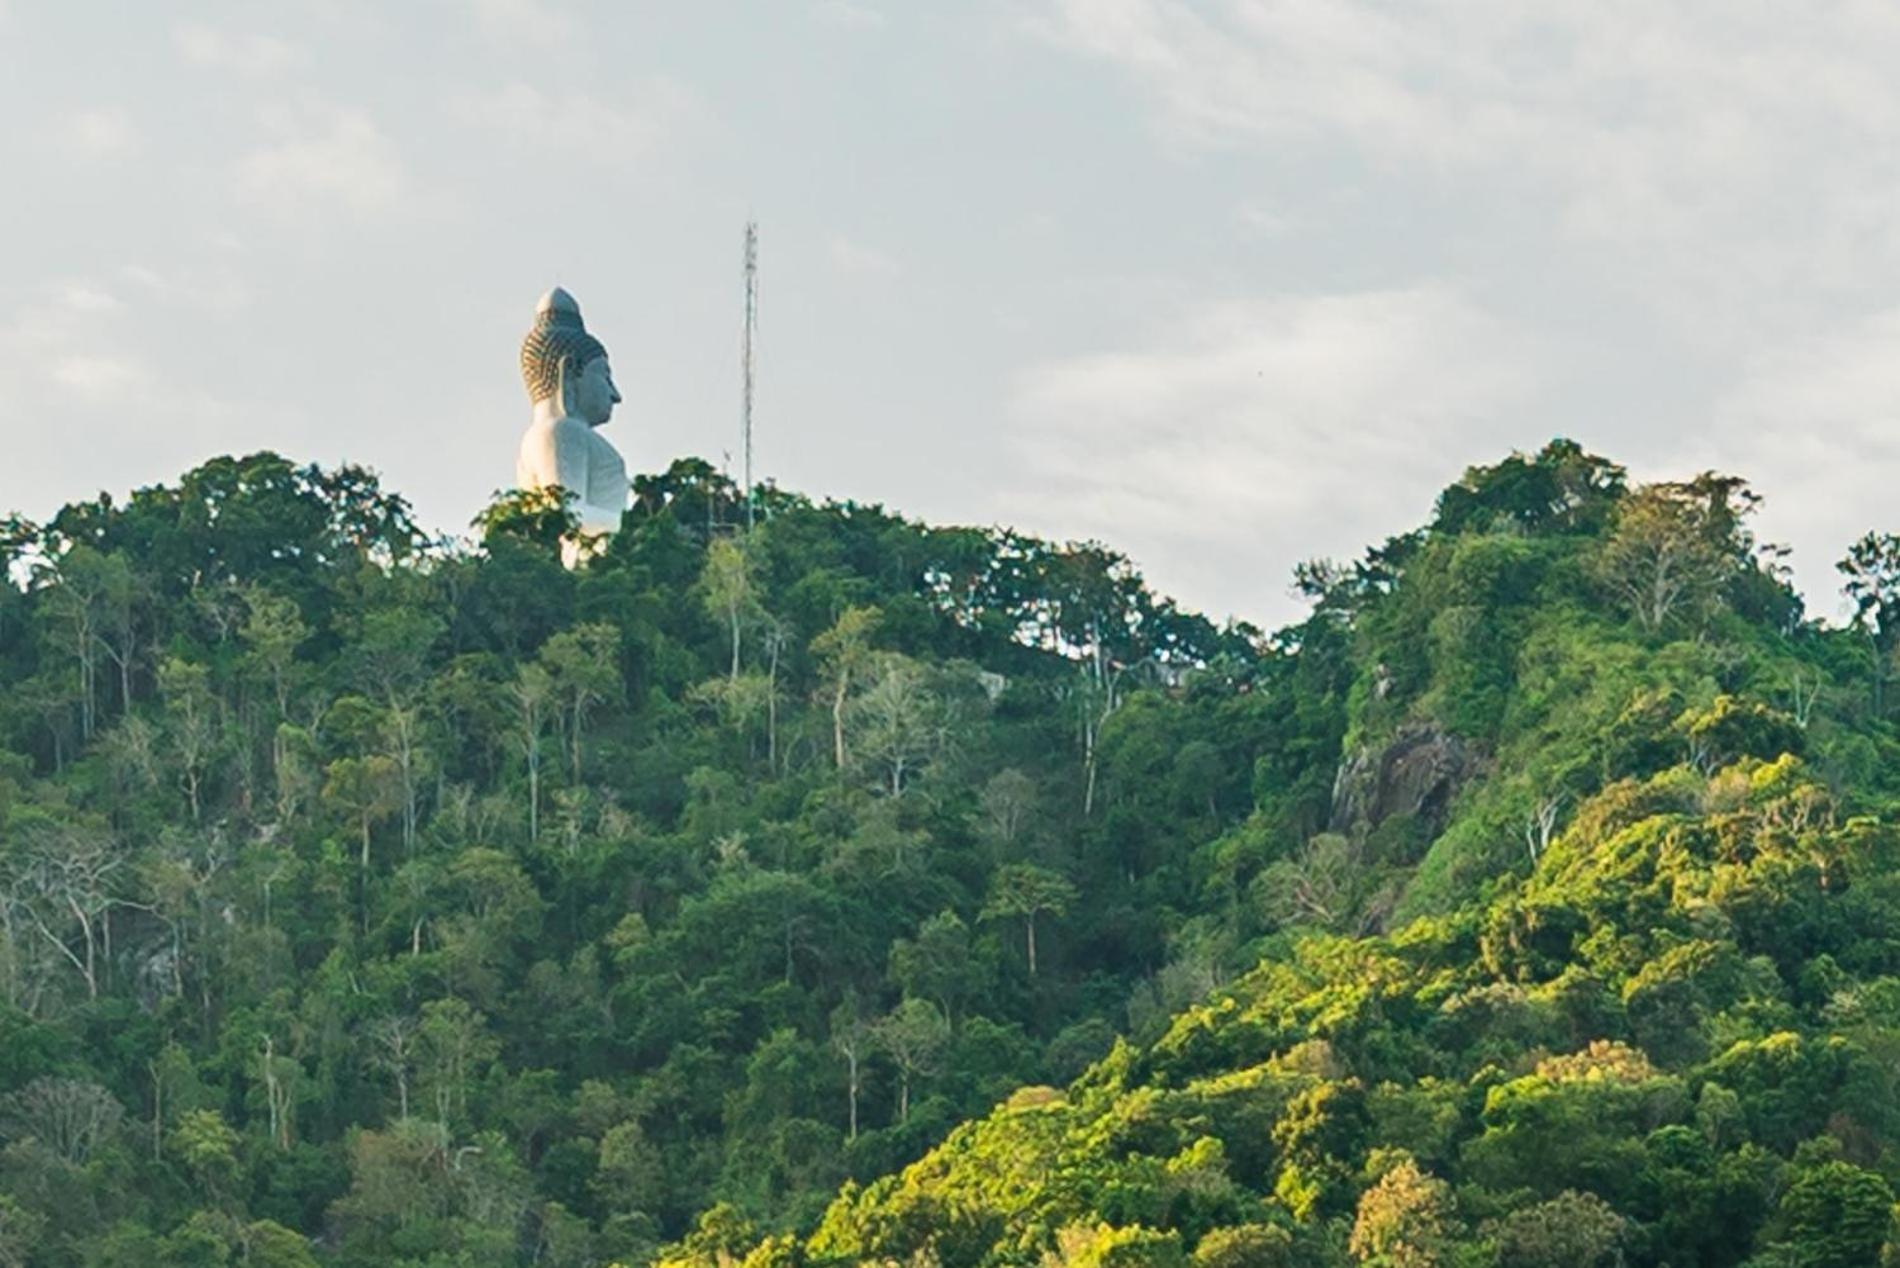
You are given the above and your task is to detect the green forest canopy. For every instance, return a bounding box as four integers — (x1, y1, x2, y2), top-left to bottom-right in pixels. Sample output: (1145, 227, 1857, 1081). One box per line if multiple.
(3, 442, 1900, 1266)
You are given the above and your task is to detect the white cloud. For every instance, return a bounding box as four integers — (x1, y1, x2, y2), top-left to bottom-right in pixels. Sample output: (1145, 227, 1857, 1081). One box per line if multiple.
(238, 104, 407, 217)
(461, 0, 575, 47)
(814, 1, 886, 30)
(1232, 201, 1292, 237)
(55, 284, 123, 315)
(1003, 288, 1541, 622)
(119, 264, 251, 316)
(829, 235, 900, 278)
(0, 279, 241, 516)
(1018, 0, 1900, 621)
(1, 281, 123, 361)
(51, 354, 152, 403)
(60, 108, 137, 157)
(1691, 309, 1900, 619)
(1032, 1, 1900, 343)
(449, 80, 693, 163)
(174, 21, 299, 75)
(0, 282, 144, 406)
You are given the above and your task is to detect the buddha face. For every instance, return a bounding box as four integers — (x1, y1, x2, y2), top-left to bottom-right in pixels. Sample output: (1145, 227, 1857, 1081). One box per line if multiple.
(572, 355, 622, 427)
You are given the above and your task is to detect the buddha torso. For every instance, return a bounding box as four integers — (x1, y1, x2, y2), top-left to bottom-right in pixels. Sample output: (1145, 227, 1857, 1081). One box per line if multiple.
(514, 287, 630, 557)
(516, 413, 628, 537)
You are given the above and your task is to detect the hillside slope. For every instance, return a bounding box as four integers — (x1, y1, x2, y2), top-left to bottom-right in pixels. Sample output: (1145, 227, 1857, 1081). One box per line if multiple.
(679, 443, 1900, 1267)
(5, 442, 1900, 1267)
(0, 453, 1283, 1266)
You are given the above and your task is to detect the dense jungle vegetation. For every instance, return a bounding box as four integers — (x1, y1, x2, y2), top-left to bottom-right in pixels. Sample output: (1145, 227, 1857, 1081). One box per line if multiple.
(5, 441, 1900, 1266)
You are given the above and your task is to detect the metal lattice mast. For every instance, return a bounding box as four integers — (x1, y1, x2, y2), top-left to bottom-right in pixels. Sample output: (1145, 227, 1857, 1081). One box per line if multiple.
(742, 220, 759, 530)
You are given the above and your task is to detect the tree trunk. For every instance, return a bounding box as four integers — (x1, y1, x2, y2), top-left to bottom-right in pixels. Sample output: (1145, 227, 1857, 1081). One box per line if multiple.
(570, 695, 588, 786)
(0, 905, 17, 1009)
(528, 751, 540, 841)
(68, 896, 97, 999)
(262, 1036, 283, 1149)
(846, 1049, 859, 1140)
(1872, 633, 1887, 717)
(150, 1062, 163, 1161)
(1026, 914, 1038, 977)
(75, 624, 96, 743)
(767, 638, 780, 771)
(401, 756, 416, 855)
(832, 674, 849, 770)
(360, 819, 373, 935)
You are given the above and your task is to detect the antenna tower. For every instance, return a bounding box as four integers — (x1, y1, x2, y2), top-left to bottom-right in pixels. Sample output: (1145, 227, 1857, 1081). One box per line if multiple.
(741, 220, 759, 530)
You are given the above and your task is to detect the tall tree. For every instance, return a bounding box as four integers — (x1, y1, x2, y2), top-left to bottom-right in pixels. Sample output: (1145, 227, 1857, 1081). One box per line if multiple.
(871, 998, 948, 1124)
(829, 993, 873, 1142)
(512, 664, 552, 841)
(700, 537, 757, 683)
(158, 657, 218, 823)
(322, 755, 401, 881)
(1839, 531, 1900, 713)
(980, 863, 1075, 977)
(1349, 1156, 1460, 1267)
(539, 623, 622, 785)
(1761, 1161, 1896, 1268)
(811, 605, 879, 772)
(853, 654, 944, 798)
(13, 824, 118, 1001)
(240, 586, 308, 723)
(1594, 479, 1747, 633)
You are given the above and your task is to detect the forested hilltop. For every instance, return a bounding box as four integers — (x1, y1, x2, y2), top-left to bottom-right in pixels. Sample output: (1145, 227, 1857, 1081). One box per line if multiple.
(3, 444, 1900, 1267)
(0, 449, 1264, 1267)
(701, 445, 1900, 1268)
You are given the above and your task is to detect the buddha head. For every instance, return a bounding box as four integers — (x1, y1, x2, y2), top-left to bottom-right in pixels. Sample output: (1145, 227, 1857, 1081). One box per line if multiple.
(520, 287, 622, 427)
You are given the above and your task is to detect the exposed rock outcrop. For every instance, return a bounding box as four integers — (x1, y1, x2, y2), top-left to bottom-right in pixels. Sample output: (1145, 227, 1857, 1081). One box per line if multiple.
(1329, 723, 1480, 839)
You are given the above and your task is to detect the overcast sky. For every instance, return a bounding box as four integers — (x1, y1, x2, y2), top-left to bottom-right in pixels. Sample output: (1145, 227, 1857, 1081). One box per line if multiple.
(6, 1, 1900, 628)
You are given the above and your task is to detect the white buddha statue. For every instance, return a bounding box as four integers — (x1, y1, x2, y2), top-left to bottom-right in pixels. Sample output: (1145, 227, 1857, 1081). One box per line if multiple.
(515, 287, 629, 562)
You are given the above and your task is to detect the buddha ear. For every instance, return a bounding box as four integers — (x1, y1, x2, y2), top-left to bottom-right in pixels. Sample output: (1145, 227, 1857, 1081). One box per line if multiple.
(554, 353, 576, 418)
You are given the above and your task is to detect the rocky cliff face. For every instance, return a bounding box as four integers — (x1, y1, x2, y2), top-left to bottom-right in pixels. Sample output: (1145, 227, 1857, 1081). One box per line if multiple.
(1329, 723, 1480, 839)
